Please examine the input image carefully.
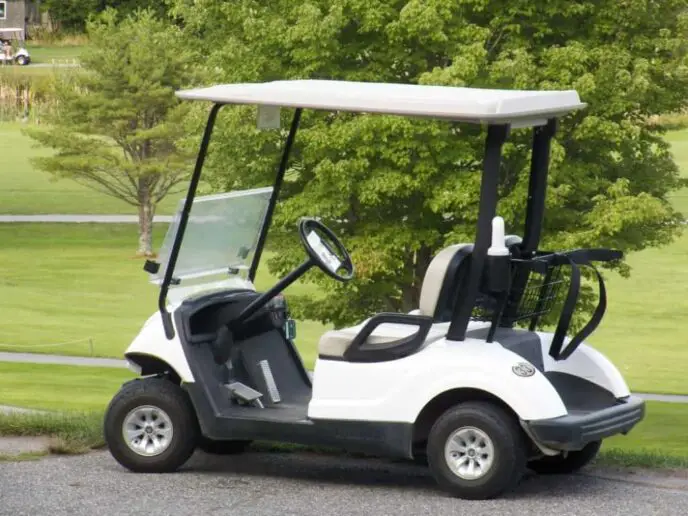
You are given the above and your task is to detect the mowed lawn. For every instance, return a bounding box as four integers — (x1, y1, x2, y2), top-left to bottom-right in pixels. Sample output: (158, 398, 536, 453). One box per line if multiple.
(0, 224, 330, 368)
(0, 122, 185, 215)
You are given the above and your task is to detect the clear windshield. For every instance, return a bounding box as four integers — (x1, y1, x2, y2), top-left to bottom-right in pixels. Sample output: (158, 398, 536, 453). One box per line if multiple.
(152, 187, 273, 285)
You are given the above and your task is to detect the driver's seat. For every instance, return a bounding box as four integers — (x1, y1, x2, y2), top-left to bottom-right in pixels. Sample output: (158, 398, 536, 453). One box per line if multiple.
(317, 244, 474, 361)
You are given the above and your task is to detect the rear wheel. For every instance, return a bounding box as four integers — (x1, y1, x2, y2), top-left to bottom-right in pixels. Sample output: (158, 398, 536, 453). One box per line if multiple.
(528, 440, 601, 474)
(426, 401, 527, 500)
(104, 377, 199, 473)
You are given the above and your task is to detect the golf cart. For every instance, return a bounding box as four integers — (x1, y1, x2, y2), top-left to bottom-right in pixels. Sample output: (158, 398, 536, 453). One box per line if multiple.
(0, 28, 30, 66)
(103, 80, 645, 500)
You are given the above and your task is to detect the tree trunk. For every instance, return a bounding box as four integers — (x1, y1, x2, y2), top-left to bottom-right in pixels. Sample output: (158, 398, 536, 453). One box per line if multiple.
(137, 200, 155, 257)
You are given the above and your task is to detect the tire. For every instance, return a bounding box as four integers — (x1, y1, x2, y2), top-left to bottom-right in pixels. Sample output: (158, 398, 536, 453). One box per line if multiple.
(104, 377, 199, 473)
(198, 437, 252, 455)
(426, 401, 528, 500)
(15, 56, 27, 65)
(528, 440, 601, 475)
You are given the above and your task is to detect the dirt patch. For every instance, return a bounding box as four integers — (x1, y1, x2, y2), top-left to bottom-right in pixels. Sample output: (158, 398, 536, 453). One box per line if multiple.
(0, 436, 53, 456)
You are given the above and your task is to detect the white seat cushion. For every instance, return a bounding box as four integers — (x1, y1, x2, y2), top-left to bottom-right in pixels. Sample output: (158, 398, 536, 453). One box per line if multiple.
(318, 320, 448, 358)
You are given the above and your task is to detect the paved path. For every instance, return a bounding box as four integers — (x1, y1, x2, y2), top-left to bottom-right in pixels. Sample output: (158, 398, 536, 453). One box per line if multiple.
(1, 450, 688, 515)
(0, 214, 173, 223)
(0, 352, 127, 368)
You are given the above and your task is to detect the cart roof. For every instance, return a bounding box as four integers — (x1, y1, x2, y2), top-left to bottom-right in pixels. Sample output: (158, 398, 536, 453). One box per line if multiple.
(175, 80, 585, 125)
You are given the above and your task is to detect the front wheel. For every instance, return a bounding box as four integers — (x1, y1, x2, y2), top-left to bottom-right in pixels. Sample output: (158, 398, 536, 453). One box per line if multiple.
(426, 401, 527, 500)
(104, 377, 199, 473)
(528, 441, 601, 475)
(15, 55, 28, 65)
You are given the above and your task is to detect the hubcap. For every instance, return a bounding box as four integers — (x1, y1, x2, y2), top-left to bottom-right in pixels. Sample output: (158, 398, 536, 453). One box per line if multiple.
(122, 405, 173, 457)
(444, 426, 495, 480)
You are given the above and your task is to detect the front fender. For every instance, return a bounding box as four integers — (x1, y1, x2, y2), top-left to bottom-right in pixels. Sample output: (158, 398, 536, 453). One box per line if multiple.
(124, 311, 195, 383)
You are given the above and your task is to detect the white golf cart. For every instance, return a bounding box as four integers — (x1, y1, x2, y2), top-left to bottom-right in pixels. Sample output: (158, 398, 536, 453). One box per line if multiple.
(103, 80, 645, 500)
(0, 28, 30, 66)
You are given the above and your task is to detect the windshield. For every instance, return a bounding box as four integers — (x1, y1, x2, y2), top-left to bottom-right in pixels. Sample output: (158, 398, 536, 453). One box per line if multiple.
(152, 186, 273, 285)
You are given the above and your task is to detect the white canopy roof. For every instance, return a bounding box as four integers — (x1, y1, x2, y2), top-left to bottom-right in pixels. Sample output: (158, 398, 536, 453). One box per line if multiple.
(175, 80, 585, 125)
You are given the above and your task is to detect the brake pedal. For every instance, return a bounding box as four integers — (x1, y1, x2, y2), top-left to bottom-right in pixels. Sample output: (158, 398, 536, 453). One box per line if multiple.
(258, 359, 281, 403)
(225, 382, 264, 408)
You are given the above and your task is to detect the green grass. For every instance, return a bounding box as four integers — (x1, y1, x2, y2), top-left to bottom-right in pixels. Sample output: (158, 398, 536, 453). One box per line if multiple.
(27, 44, 85, 64)
(586, 129, 688, 394)
(0, 362, 133, 412)
(0, 223, 329, 367)
(0, 408, 106, 455)
(0, 122, 185, 215)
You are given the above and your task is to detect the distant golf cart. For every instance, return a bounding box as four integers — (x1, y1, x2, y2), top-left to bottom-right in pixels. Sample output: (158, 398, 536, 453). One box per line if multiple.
(0, 28, 30, 66)
(103, 80, 645, 500)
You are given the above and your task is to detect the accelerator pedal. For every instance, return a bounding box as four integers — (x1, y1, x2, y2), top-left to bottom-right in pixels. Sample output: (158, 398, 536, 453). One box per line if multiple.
(225, 382, 264, 408)
(258, 359, 281, 404)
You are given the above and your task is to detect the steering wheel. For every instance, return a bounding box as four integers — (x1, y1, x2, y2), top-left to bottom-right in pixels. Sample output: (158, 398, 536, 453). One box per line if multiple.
(298, 218, 354, 282)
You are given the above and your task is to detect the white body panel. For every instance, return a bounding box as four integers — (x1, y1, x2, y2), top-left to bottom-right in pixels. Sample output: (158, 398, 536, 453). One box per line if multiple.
(307, 323, 630, 425)
(537, 332, 630, 398)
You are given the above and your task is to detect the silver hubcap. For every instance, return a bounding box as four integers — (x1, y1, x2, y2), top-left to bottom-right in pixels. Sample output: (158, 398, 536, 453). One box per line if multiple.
(444, 426, 495, 480)
(122, 405, 174, 457)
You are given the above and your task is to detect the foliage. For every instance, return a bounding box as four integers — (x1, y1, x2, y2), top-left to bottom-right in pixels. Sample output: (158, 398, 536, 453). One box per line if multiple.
(171, 1, 688, 328)
(24, 9, 203, 256)
(39, 0, 169, 34)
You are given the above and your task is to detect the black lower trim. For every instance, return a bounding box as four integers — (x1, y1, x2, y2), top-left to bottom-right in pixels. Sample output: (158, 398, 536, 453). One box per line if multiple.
(524, 395, 645, 451)
(183, 383, 413, 459)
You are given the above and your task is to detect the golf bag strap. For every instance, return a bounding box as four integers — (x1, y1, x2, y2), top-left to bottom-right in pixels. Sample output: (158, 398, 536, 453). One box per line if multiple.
(545, 249, 617, 361)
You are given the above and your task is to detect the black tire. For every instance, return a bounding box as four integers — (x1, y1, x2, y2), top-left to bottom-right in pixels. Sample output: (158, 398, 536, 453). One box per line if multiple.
(104, 377, 199, 473)
(426, 401, 528, 500)
(15, 55, 27, 65)
(528, 440, 601, 475)
(198, 437, 252, 455)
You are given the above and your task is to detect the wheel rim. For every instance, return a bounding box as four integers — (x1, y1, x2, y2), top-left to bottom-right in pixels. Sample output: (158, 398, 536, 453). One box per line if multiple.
(444, 426, 495, 480)
(122, 405, 174, 457)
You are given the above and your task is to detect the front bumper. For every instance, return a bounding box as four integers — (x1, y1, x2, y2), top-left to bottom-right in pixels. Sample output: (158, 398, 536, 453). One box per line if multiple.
(524, 395, 645, 451)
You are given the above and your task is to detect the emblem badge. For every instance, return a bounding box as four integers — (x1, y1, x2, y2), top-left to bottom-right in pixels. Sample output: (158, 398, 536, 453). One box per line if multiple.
(512, 362, 536, 377)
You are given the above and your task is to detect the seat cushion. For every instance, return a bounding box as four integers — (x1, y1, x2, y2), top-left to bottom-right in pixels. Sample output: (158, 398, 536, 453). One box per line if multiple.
(318, 320, 448, 359)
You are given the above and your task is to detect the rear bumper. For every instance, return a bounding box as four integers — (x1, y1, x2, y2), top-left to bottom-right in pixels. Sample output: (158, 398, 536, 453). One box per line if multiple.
(524, 395, 645, 451)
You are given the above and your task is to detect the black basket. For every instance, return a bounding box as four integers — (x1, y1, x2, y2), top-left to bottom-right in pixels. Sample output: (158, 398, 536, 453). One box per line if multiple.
(472, 258, 567, 330)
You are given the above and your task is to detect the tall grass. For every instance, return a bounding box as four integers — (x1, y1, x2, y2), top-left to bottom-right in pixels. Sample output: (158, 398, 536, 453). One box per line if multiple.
(0, 66, 83, 123)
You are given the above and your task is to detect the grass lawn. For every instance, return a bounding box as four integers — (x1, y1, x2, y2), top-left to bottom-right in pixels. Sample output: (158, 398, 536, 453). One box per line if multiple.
(0, 223, 330, 368)
(0, 122, 185, 215)
(27, 44, 85, 64)
(0, 362, 133, 412)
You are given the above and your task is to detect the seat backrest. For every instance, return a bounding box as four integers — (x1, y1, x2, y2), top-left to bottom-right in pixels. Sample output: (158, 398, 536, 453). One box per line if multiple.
(418, 244, 473, 320)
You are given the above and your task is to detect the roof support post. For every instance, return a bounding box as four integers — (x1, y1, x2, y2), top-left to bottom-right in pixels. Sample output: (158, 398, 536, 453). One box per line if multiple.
(521, 118, 557, 253)
(447, 123, 510, 341)
(248, 108, 303, 282)
(159, 103, 224, 339)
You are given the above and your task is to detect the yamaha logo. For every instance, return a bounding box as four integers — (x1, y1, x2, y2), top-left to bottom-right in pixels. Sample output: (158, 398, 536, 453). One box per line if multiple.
(512, 362, 536, 377)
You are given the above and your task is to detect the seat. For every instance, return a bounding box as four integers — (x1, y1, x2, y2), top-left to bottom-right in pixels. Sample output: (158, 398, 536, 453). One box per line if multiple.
(318, 243, 474, 360)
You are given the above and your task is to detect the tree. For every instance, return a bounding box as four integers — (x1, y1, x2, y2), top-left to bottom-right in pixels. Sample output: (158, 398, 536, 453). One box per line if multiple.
(170, 0, 688, 327)
(27, 8, 202, 256)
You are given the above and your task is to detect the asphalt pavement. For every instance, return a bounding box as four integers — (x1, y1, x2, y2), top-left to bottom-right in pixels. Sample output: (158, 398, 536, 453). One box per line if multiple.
(0, 450, 686, 516)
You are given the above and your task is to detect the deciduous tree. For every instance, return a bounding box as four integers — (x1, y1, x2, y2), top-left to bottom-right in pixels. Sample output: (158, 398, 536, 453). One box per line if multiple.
(171, 0, 688, 327)
(27, 8, 201, 256)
